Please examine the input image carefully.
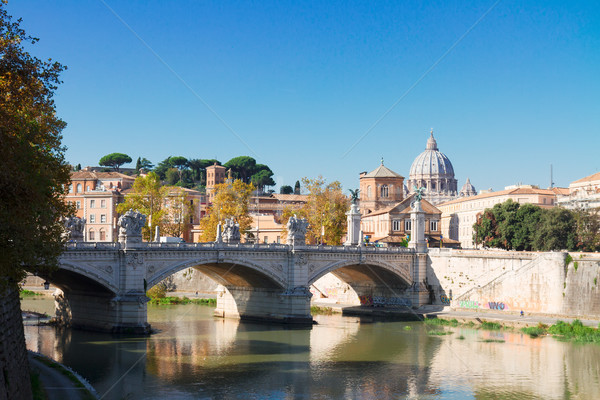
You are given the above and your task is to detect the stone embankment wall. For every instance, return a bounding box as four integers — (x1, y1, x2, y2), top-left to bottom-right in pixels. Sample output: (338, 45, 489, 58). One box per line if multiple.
(428, 249, 600, 319)
(0, 285, 32, 400)
(562, 253, 600, 318)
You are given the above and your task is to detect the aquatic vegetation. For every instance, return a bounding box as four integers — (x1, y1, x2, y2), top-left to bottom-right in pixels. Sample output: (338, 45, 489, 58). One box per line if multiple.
(311, 306, 335, 315)
(428, 330, 453, 336)
(479, 321, 503, 330)
(424, 318, 459, 327)
(148, 297, 216, 306)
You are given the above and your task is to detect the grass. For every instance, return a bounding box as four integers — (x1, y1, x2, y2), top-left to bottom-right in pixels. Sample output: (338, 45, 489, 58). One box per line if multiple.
(457, 335, 465, 340)
(34, 356, 96, 400)
(30, 371, 46, 400)
(20, 289, 43, 298)
(424, 318, 459, 327)
(479, 321, 503, 330)
(148, 296, 216, 306)
(520, 320, 600, 344)
(311, 306, 335, 315)
(481, 339, 505, 343)
(403, 326, 412, 331)
(428, 330, 453, 336)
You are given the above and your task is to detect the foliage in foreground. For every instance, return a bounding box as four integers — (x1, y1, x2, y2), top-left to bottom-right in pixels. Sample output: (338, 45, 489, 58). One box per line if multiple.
(1, 3, 72, 289)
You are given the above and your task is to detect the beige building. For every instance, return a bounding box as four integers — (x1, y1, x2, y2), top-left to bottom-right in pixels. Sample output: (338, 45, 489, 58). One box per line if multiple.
(360, 194, 451, 247)
(205, 163, 227, 203)
(557, 171, 600, 210)
(359, 161, 405, 215)
(437, 185, 568, 248)
(65, 169, 135, 242)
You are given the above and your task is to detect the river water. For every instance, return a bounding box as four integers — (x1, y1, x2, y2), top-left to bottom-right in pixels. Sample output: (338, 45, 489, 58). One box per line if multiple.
(22, 297, 600, 399)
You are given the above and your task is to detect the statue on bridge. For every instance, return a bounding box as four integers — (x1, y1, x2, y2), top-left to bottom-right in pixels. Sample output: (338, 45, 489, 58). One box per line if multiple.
(118, 210, 147, 246)
(286, 214, 309, 246)
(222, 217, 241, 244)
(63, 216, 85, 242)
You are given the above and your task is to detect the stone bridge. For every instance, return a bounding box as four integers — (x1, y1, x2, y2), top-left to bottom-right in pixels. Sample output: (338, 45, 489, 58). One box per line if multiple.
(49, 242, 428, 333)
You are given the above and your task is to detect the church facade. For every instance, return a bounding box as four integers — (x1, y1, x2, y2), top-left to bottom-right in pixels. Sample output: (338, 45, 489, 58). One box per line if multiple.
(357, 130, 472, 248)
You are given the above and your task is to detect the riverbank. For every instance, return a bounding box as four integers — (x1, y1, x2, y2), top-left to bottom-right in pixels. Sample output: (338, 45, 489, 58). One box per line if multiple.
(28, 351, 98, 400)
(312, 301, 600, 329)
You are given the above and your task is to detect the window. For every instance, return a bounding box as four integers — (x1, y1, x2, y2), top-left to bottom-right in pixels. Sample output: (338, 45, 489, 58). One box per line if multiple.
(76, 184, 82, 193)
(189, 216, 193, 224)
(86, 185, 90, 192)
(264, 236, 268, 243)
(101, 199, 106, 208)
(89, 214, 95, 223)
(89, 229, 95, 241)
(380, 185, 388, 198)
(69, 184, 73, 193)
(76, 201, 81, 209)
(100, 214, 106, 223)
(99, 229, 106, 241)
(392, 220, 401, 231)
(430, 221, 438, 231)
(277, 236, 280, 244)
(90, 199, 95, 208)
(367, 185, 372, 199)
(405, 219, 412, 231)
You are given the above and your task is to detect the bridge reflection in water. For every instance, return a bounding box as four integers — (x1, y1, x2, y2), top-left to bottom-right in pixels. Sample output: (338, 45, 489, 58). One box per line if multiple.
(23, 300, 600, 400)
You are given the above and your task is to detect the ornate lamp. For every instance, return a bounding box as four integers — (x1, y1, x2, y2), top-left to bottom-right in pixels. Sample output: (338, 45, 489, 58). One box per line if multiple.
(43, 281, 50, 290)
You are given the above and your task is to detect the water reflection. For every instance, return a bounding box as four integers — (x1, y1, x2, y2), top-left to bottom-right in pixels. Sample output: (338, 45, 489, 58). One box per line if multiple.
(23, 299, 600, 399)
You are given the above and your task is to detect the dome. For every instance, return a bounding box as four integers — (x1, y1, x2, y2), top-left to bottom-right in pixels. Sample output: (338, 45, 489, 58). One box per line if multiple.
(459, 178, 477, 197)
(409, 131, 455, 178)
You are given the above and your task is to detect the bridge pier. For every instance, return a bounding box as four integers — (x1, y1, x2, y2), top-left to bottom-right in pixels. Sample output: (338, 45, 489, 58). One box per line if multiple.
(214, 285, 313, 325)
(53, 289, 150, 334)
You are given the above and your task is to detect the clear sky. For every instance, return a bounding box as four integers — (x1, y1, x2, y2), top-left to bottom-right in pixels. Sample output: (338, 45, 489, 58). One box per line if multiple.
(8, 0, 600, 193)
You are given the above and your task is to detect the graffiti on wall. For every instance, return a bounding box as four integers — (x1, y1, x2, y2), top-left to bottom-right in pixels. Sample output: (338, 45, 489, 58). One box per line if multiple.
(359, 295, 412, 307)
(440, 294, 452, 305)
(458, 300, 509, 310)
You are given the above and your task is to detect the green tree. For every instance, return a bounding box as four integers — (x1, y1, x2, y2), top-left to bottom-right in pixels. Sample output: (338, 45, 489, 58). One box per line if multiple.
(165, 167, 180, 185)
(1, 6, 71, 396)
(280, 185, 293, 194)
(533, 207, 578, 251)
(116, 172, 168, 241)
(135, 157, 153, 172)
(281, 176, 349, 245)
(199, 180, 255, 242)
(294, 180, 301, 194)
(251, 168, 275, 191)
(99, 152, 132, 172)
(513, 203, 543, 250)
(574, 207, 600, 252)
(224, 156, 257, 183)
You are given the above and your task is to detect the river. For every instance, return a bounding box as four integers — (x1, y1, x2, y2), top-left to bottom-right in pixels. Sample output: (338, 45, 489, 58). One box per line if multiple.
(21, 297, 600, 399)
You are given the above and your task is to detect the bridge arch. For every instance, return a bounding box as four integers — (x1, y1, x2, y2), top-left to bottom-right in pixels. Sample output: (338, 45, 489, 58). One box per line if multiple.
(308, 259, 412, 287)
(52, 261, 118, 294)
(147, 256, 286, 290)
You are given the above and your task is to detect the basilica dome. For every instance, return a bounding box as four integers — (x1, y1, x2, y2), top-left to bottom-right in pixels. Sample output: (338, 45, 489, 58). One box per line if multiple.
(409, 133, 455, 178)
(407, 131, 458, 205)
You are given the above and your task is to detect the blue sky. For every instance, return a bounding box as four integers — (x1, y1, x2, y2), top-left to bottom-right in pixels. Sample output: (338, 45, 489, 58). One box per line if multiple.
(8, 0, 600, 193)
